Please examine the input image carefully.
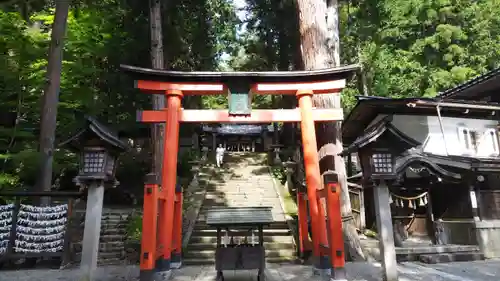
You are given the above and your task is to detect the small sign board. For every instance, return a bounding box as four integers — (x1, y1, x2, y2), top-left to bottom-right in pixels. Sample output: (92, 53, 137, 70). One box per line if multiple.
(229, 92, 252, 115)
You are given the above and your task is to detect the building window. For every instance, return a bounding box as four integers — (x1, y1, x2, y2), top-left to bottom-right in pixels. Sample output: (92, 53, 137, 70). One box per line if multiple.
(459, 127, 500, 157)
(458, 126, 476, 154)
(487, 129, 500, 155)
(482, 128, 500, 156)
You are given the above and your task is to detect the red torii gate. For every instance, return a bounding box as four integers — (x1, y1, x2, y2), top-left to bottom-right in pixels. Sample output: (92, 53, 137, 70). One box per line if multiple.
(121, 64, 358, 281)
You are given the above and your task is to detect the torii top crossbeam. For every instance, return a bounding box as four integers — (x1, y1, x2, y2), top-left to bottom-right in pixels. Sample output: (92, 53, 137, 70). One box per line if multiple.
(121, 64, 359, 123)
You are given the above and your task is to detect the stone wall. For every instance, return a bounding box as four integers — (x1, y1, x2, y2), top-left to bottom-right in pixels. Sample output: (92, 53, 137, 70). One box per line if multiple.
(475, 220, 500, 259)
(441, 220, 477, 245)
(70, 207, 137, 265)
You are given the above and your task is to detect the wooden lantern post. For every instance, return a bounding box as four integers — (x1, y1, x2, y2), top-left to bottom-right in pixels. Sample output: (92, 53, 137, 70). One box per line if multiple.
(63, 116, 127, 281)
(362, 146, 399, 281)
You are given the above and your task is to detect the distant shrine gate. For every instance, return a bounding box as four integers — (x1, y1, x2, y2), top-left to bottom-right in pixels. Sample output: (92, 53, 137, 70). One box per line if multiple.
(121, 64, 359, 281)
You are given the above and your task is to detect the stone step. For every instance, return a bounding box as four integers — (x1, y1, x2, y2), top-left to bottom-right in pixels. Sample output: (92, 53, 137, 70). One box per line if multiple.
(98, 258, 127, 266)
(183, 248, 296, 259)
(75, 212, 134, 219)
(186, 242, 295, 251)
(196, 216, 287, 222)
(99, 234, 127, 242)
(396, 244, 480, 255)
(190, 228, 292, 237)
(419, 252, 484, 264)
(101, 220, 129, 225)
(203, 192, 278, 196)
(362, 239, 482, 262)
(189, 235, 294, 244)
(183, 256, 296, 266)
(74, 256, 125, 266)
(100, 228, 127, 236)
(74, 251, 125, 263)
(73, 241, 125, 252)
(193, 222, 290, 231)
(77, 221, 128, 229)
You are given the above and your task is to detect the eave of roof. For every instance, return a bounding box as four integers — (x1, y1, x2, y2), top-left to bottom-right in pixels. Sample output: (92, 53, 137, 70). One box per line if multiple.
(438, 67, 500, 99)
(60, 116, 128, 151)
(342, 96, 500, 145)
(120, 64, 360, 83)
(341, 116, 420, 155)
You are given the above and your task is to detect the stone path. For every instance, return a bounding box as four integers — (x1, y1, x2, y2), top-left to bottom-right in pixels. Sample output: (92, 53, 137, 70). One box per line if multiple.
(3, 260, 500, 281)
(198, 152, 286, 222)
(184, 152, 295, 265)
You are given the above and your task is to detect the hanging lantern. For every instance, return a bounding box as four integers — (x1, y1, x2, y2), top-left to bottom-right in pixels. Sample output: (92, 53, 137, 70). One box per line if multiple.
(389, 196, 393, 204)
(408, 200, 414, 209)
(419, 197, 425, 207)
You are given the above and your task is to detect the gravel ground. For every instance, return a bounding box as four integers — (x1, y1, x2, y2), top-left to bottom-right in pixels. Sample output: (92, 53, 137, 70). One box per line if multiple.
(2, 260, 500, 281)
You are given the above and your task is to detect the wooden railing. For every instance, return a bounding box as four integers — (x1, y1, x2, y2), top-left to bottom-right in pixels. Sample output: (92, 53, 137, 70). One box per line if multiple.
(347, 181, 366, 231)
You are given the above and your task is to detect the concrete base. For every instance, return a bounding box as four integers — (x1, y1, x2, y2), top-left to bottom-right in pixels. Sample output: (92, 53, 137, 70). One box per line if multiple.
(170, 253, 182, 269)
(79, 183, 105, 281)
(139, 270, 172, 281)
(475, 220, 500, 259)
(330, 267, 347, 281)
(373, 182, 398, 281)
(312, 268, 330, 280)
(312, 256, 332, 281)
(419, 252, 484, 264)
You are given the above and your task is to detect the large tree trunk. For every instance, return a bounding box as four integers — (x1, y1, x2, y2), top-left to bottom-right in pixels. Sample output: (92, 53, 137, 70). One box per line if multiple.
(36, 0, 70, 203)
(149, 0, 165, 176)
(295, 0, 365, 261)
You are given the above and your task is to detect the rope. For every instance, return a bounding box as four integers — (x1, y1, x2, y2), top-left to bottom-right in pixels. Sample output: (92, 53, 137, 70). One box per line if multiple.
(391, 191, 428, 200)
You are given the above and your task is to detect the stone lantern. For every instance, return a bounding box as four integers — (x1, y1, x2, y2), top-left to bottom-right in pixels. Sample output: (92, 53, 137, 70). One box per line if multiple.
(62, 115, 127, 281)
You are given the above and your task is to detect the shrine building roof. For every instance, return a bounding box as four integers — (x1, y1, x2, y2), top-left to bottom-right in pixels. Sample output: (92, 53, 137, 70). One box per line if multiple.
(438, 66, 500, 100)
(343, 96, 500, 145)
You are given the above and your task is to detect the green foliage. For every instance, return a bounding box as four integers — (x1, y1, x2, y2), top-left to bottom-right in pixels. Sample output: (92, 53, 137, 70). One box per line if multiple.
(125, 213, 143, 242)
(177, 150, 197, 178)
(0, 0, 237, 192)
(1, 0, 500, 194)
(270, 166, 286, 185)
(340, 0, 500, 101)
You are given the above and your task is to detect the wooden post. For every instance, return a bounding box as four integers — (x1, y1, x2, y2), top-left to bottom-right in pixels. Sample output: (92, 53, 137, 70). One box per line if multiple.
(171, 185, 183, 269)
(36, 0, 70, 203)
(324, 172, 346, 281)
(157, 90, 182, 275)
(149, 0, 166, 178)
(61, 198, 74, 267)
(468, 177, 481, 222)
(212, 132, 217, 153)
(297, 191, 310, 258)
(6, 199, 21, 257)
(296, 89, 324, 265)
(359, 186, 366, 231)
(347, 154, 353, 177)
(373, 181, 398, 281)
(140, 174, 159, 281)
(80, 181, 105, 281)
(425, 188, 440, 245)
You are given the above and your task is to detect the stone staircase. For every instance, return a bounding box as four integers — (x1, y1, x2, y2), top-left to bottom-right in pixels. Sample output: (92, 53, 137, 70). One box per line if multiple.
(72, 208, 134, 265)
(361, 236, 483, 264)
(183, 152, 297, 265)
